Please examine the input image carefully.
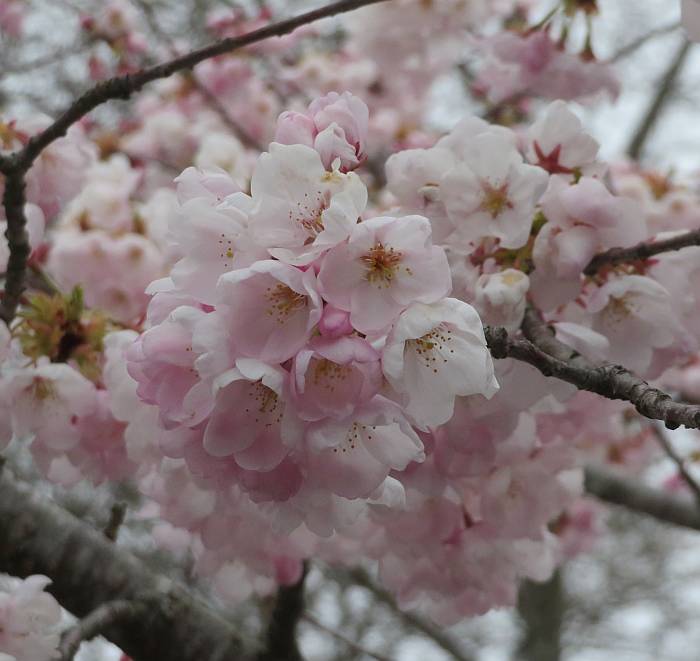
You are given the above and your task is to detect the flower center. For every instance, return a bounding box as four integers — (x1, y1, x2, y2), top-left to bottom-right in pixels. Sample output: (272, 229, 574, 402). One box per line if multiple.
(408, 324, 454, 374)
(333, 421, 376, 454)
(479, 181, 513, 219)
(361, 242, 403, 286)
(601, 295, 635, 324)
(245, 381, 283, 427)
(265, 283, 308, 324)
(311, 358, 352, 393)
(29, 377, 56, 401)
(218, 233, 235, 268)
(291, 190, 328, 238)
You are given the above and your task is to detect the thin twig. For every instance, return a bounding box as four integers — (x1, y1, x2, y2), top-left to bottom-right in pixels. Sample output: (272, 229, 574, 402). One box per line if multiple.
(303, 612, 394, 661)
(486, 323, 700, 430)
(16, 0, 386, 170)
(626, 38, 692, 160)
(609, 22, 680, 63)
(651, 424, 700, 504)
(334, 568, 475, 661)
(583, 229, 700, 275)
(508, 308, 700, 430)
(585, 465, 700, 530)
(133, 0, 264, 151)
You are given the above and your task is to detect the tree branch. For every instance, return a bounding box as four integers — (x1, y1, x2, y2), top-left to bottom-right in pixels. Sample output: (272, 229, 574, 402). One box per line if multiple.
(584, 465, 700, 530)
(59, 598, 148, 661)
(303, 612, 394, 661)
(583, 229, 700, 276)
(0, 466, 257, 661)
(103, 502, 127, 542)
(626, 38, 692, 161)
(609, 22, 680, 63)
(14, 0, 386, 172)
(258, 563, 308, 661)
(132, 0, 265, 152)
(334, 567, 476, 661)
(485, 323, 700, 430)
(0, 168, 30, 324)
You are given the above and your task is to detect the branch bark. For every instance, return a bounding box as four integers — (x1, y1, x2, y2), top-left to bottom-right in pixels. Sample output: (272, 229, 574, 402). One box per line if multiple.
(59, 599, 148, 661)
(584, 465, 700, 530)
(583, 229, 700, 276)
(485, 322, 700, 430)
(0, 466, 257, 661)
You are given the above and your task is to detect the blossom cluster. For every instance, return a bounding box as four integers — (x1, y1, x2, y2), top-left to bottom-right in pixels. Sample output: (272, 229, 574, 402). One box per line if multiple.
(1, 0, 700, 640)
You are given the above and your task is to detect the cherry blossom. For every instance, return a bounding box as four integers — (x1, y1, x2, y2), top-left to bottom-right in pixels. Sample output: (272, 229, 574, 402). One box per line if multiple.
(318, 215, 451, 333)
(382, 298, 498, 428)
(213, 259, 323, 364)
(275, 91, 369, 172)
(249, 143, 367, 266)
(0, 575, 61, 661)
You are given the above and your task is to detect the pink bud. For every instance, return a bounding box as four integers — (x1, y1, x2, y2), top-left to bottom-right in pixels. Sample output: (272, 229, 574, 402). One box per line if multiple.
(318, 304, 353, 338)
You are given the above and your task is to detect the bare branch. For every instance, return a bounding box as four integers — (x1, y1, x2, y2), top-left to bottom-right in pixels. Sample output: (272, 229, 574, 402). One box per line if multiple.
(132, 0, 265, 151)
(334, 567, 476, 661)
(0, 169, 30, 324)
(303, 612, 394, 661)
(583, 229, 700, 276)
(59, 599, 147, 661)
(626, 38, 692, 161)
(584, 465, 700, 531)
(651, 424, 700, 504)
(609, 22, 681, 63)
(485, 322, 700, 431)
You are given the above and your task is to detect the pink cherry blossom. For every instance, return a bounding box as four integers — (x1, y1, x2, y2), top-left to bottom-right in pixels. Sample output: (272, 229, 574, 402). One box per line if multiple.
(168, 194, 264, 305)
(304, 395, 424, 499)
(382, 298, 498, 429)
(127, 305, 214, 429)
(318, 215, 451, 333)
(525, 101, 601, 177)
(249, 143, 367, 266)
(213, 259, 323, 364)
(474, 269, 530, 332)
(203, 360, 293, 472)
(475, 30, 619, 104)
(585, 275, 678, 375)
(440, 131, 548, 249)
(276, 91, 369, 172)
(4, 363, 97, 452)
(174, 166, 242, 206)
(289, 335, 382, 421)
